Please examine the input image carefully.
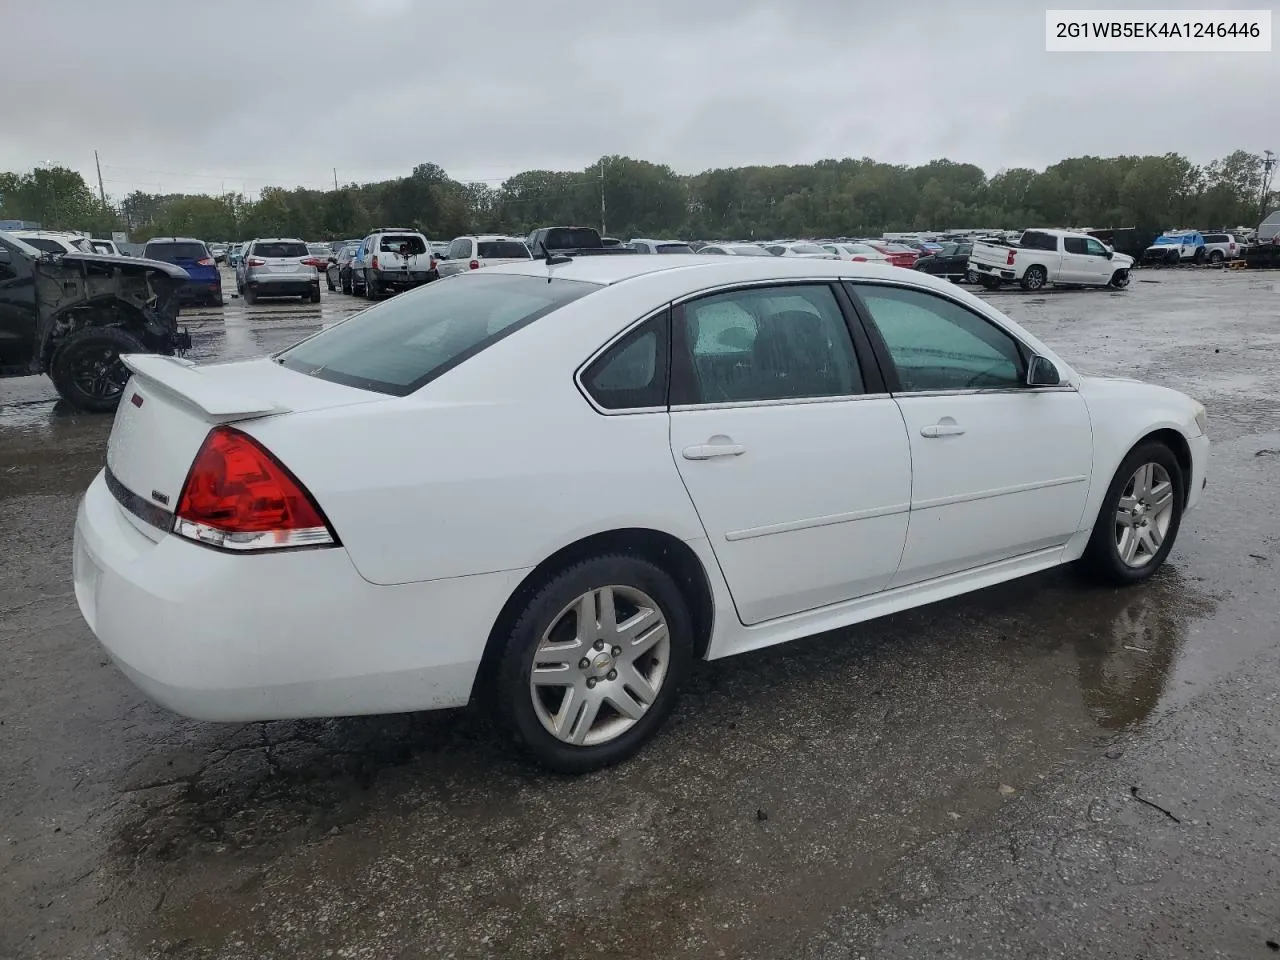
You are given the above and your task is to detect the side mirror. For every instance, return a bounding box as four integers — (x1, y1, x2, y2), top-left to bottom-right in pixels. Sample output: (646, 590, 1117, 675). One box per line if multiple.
(1106, 249, 1114, 259)
(1027, 355, 1061, 387)
(0, 248, 10, 265)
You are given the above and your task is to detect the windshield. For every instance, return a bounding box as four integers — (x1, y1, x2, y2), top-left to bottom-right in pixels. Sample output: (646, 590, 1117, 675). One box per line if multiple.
(1154, 235, 1192, 245)
(277, 274, 600, 396)
(0, 231, 42, 257)
(253, 241, 308, 258)
(145, 241, 207, 261)
(477, 240, 530, 259)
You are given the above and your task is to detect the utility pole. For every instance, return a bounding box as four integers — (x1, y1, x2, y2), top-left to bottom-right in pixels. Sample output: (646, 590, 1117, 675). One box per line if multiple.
(94, 150, 106, 205)
(1261, 151, 1277, 220)
(599, 160, 607, 236)
(333, 168, 339, 191)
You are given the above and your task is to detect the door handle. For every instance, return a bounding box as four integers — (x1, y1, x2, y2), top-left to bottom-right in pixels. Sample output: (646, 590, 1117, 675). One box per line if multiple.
(682, 441, 746, 460)
(920, 421, 966, 438)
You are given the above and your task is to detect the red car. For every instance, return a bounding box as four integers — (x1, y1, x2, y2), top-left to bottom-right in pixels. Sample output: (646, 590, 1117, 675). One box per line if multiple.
(865, 242, 919, 268)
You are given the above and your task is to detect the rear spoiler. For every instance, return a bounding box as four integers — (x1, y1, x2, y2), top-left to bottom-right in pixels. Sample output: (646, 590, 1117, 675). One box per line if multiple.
(120, 355, 290, 422)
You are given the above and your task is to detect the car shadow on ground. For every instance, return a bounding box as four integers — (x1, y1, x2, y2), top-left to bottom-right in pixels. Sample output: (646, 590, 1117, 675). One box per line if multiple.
(107, 565, 1214, 866)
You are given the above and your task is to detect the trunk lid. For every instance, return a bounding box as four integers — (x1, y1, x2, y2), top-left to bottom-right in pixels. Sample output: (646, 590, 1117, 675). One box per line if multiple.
(105, 355, 383, 542)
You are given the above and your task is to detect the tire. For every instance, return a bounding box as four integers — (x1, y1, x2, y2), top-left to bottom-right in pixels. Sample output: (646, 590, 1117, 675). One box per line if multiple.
(243, 287, 257, 305)
(979, 275, 1002, 291)
(1076, 441, 1185, 586)
(1109, 269, 1130, 290)
(493, 554, 693, 773)
(1209, 250, 1224, 264)
(1193, 248, 1206, 265)
(309, 286, 321, 304)
(965, 268, 980, 284)
(48, 326, 145, 413)
(1020, 265, 1048, 291)
(341, 275, 352, 295)
(365, 270, 380, 299)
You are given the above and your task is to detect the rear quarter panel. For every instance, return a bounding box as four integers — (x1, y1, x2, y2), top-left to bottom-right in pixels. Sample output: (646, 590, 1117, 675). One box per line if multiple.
(243, 286, 710, 586)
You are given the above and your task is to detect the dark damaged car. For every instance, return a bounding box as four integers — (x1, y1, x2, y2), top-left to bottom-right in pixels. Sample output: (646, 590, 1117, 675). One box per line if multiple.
(0, 230, 192, 412)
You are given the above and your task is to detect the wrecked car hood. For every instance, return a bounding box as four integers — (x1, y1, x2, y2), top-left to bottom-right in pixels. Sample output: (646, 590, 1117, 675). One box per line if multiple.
(58, 252, 190, 281)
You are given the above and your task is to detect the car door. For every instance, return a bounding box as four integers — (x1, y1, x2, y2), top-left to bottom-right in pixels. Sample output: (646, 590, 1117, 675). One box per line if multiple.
(1082, 237, 1113, 282)
(848, 281, 1093, 587)
(1059, 236, 1092, 283)
(667, 282, 912, 625)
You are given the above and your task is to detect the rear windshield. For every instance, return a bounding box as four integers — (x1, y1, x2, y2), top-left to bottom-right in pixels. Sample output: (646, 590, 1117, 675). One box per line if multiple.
(791, 243, 828, 255)
(253, 241, 308, 258)
(727, 244, 771, 256)
(477, 240, 530, 259)
(307, 244, 330, 256)
(276, 274, 599, 396)
(145, 241, 207, 260)
(656, 243, 695, 255)
(379, 235, 427, 254)
(541, 228, 600, 250)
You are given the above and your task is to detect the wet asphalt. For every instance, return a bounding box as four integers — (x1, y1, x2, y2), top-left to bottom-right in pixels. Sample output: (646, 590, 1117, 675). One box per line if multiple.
(2, 267, 1280, 959)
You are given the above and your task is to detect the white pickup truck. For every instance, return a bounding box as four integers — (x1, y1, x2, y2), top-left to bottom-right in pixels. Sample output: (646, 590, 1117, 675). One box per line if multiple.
(967, 229, 1134, 291)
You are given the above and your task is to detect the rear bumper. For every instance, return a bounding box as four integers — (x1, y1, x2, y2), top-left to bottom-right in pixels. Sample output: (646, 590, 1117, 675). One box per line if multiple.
(1186, 433, 1209, 513)
(178, 278, 222, 301)
(73, 471, 528, 721)
(374, 270, 434, 288)
(245, 275, 318, 296)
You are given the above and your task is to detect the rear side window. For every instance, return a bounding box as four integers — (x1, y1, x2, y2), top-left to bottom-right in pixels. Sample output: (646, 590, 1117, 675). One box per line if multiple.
(1063, 237, 1088, 254)
(1020, 232, 1057, 251)
(581, 313, 669, 411)
(1203, 234, 1227, 243)
(254, 241, 308, 258)
(277, 274, 600, 396)
(379, 235, 427, 254)
(145, 241, 207, 260)
(477, 240, 530, 259)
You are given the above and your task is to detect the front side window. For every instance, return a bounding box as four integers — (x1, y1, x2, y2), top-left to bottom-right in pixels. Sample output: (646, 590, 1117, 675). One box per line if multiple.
(1063, 237, 1088, 254)
(854, 284, 1024, 393)
(581, 313, 669, 411)
(446, 238, 471, 260)
(700, 246, 725, 255)
(1084, 238, 1109, 257)
(277, 274, 600, 395)
(672, 284, 863, 405)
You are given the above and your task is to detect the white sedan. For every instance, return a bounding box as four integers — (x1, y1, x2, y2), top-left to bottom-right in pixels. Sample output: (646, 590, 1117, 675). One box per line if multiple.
(73, 256, 1209, 772)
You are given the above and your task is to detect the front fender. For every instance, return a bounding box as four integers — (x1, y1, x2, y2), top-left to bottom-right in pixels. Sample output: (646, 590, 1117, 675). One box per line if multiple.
(1076, 376, 1204, 529)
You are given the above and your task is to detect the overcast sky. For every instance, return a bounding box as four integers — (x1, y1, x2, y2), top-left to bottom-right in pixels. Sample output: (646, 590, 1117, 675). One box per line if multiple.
(5, 0, 1276, 199)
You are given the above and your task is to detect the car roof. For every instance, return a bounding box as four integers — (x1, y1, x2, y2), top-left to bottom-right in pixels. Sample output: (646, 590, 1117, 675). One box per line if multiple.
(145, 237, 202, 243)
(487, 253, 922, 287)
(11, 229, 85, 237)
(466, 234, 526, 242)
(250, 237, 306, 243)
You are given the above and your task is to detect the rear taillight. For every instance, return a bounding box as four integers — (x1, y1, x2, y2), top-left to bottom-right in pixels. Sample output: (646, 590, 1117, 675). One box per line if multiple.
(246, 257, 266, 267)
(1006, 249, 1016, 265)
(469, 259, 479, 270)
(173, 426, 336, 552)
(197, 257, 215, 267)
(371, 255, 379, 270)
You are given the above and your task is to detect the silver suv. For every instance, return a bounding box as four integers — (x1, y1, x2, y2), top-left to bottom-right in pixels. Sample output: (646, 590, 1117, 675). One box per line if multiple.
(1200, 233, 1241, 264)
(237, 238, 320, 304)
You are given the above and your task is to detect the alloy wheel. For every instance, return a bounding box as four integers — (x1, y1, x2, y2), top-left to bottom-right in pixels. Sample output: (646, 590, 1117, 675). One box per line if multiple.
(1114, 462, 1175, 568)
(529, 585, 670, 746)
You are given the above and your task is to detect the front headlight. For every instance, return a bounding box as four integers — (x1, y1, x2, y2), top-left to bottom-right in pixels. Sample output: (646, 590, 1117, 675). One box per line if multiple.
(1193, 401, 1208, 436)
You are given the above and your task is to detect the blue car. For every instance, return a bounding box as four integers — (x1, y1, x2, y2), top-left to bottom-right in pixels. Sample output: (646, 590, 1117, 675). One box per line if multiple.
(142, 237, 223, 307)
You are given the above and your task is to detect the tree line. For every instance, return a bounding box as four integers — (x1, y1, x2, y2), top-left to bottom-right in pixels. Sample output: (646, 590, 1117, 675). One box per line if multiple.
(2, 150, 1273, 244)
